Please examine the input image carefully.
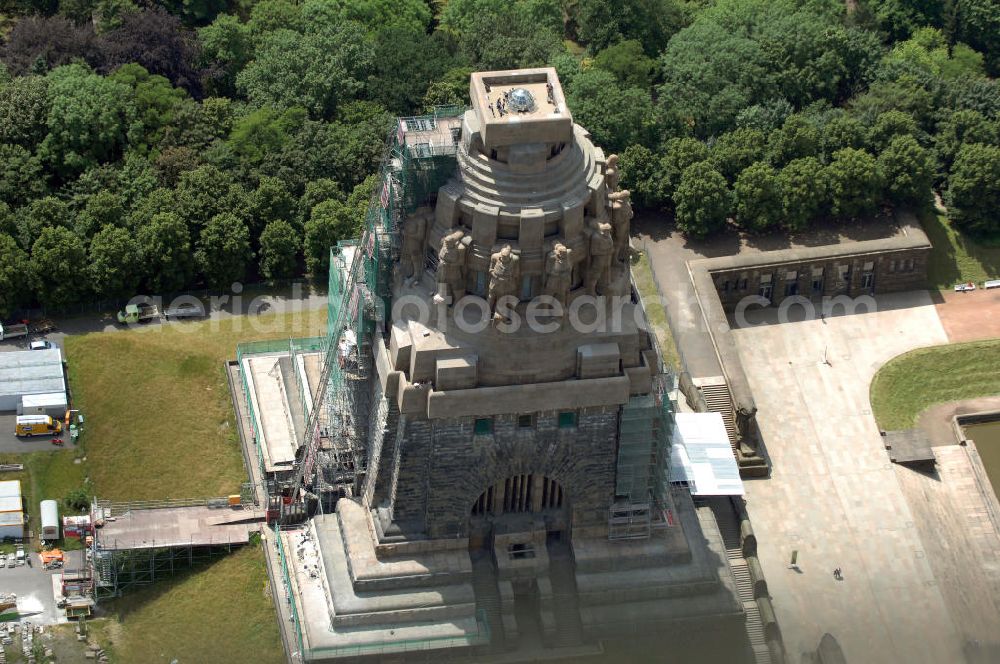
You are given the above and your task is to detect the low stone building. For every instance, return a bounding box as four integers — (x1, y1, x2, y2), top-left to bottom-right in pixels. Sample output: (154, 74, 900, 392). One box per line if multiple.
(704, 219, 931, 311)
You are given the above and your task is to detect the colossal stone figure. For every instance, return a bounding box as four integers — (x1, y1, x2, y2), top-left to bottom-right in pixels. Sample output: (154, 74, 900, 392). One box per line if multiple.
(585, 222, 614, 295)
(436, 230, 467, 303)
(543, 242, 573, 309)
(487, 245, 520, 318)
(609, 189, 633, 263)
(605, 153, 620, 192)
(401, 211, 428, 282)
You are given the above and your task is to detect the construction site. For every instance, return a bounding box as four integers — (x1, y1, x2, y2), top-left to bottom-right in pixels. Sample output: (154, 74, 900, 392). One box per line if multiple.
(232, 68, 780, 663)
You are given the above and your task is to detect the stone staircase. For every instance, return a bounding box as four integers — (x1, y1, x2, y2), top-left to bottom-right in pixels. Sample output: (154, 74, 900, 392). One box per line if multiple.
(711, 499, 773, 664)
(696, 376, 740, 453)
(471, 551, 506, 651)
(545, 540, 584, 648)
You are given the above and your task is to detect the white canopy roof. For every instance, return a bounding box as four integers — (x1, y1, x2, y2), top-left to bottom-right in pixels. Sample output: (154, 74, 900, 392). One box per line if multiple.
(670, 412, 745, 496)
(0, 480, 21, 499)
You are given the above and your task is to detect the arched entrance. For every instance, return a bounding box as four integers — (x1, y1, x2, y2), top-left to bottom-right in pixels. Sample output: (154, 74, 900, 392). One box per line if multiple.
(470, 474, 564, 517)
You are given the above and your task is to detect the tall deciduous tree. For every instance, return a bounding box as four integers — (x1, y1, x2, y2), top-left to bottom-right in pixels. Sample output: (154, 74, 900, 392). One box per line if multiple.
(99, 8, 202, 96)
(0, 144, 46, 207)
(0, 233, 30, 318)
(303, 198, 357, 276)
(735, 162, 783, 232)
(0, 75, 50, 149)
(877, 135, 933, 206)
(826, 148, 882, 220)
(236, 21, 373, 119)
(946, 142, 1000, 235)
(660, 137, 711, 206)
(777, 157, 828, 232)
(574, 0, 686, 55)
(565, 69, 657, 154)
(259, 219, 300, 280)
(196, 212, 251, 289)
(674, 161, 732, 238)
(88, 225, 141, 297)
(38, 64, 136, 178)
(30, 226, 88, 308)
(137, 211, 194, 292)
(710, 128, 766, 183)
(1, 16, 100, 76)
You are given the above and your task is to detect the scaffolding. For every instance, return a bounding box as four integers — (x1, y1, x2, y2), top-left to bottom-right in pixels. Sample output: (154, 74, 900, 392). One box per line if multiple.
(88, 494, 260, 599)
(609, 382, 675, 540)
(280, 107, 464, 519)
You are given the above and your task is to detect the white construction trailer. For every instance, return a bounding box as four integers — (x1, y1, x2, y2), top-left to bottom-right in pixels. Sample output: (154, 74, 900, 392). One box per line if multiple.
(40, 500, 59, 540)
(18, 392, 68, 418)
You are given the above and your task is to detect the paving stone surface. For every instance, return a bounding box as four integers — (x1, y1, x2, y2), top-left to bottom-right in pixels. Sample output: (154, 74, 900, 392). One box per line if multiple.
(732, 291, 964, 664)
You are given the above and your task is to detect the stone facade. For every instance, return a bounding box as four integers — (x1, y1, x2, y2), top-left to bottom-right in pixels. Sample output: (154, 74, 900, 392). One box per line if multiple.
(706, 228, 931, 311)
(288, 68, 747, 662)
(384, 408, 619, 538)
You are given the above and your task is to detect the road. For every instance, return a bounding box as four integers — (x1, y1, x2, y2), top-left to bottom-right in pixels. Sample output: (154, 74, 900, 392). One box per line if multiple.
(2, 549, 85, 625)
(0, 282, 327, 355)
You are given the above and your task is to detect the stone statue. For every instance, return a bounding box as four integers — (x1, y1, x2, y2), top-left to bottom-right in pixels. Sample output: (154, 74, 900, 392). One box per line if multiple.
(542, 242, 573, 309)
(436, 230, 467, 303)
(487, 245, 519, 318)
(585, 222, 614, 295)
(605, 153, 620, 192)
(609, 189, 633, 263)
(401, 211, 428, 283)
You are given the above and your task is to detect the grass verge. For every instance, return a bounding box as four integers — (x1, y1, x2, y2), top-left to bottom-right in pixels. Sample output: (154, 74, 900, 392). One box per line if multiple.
(0, 449, 87, 550)
(63, 306, 327, 500)
(94, 544, 283, 664)
(870, 339, 1000, 430)
(923, 209, 1000, 290)
(632, 252, 681, 371)
(54, 305, 325, 662)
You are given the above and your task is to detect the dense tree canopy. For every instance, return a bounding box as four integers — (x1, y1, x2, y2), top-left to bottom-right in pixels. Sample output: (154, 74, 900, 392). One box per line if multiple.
(0, 0, 996, 314)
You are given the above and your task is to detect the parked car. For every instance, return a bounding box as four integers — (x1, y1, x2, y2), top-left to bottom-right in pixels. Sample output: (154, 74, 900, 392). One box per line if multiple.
(29, 340, 52, 350)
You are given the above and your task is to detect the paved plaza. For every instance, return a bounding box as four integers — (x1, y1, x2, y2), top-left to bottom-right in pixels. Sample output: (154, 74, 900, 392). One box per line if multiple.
(732, 291, 963, 663)
(935, 287, 1000, 342)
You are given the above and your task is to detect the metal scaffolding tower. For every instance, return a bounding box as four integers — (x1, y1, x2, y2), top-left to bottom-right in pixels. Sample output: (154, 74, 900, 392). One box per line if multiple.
(278, 107, 464, 519)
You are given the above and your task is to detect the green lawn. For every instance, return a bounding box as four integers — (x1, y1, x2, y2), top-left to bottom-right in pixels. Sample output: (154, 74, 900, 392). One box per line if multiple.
(0, 449, 88, 551)
(95, 545, 284, 664)
(870, 339, 1000, 430)
(50, 305, 326, 663)
(632, 252, 681, 371)
(923, 209, 1000, 290)
(64, 306, 327, 500)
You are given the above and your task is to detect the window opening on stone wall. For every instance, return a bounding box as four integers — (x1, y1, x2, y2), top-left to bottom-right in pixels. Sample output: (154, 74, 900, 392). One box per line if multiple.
(558, 411, 577, 428)
(721, 280, 730, 293)
(785, 281, 798, 296)
(738, 277, 748, 290)
(474, 418, 493, 435)
(508, 542, 536, 560)
(518, 414, 534, 428)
